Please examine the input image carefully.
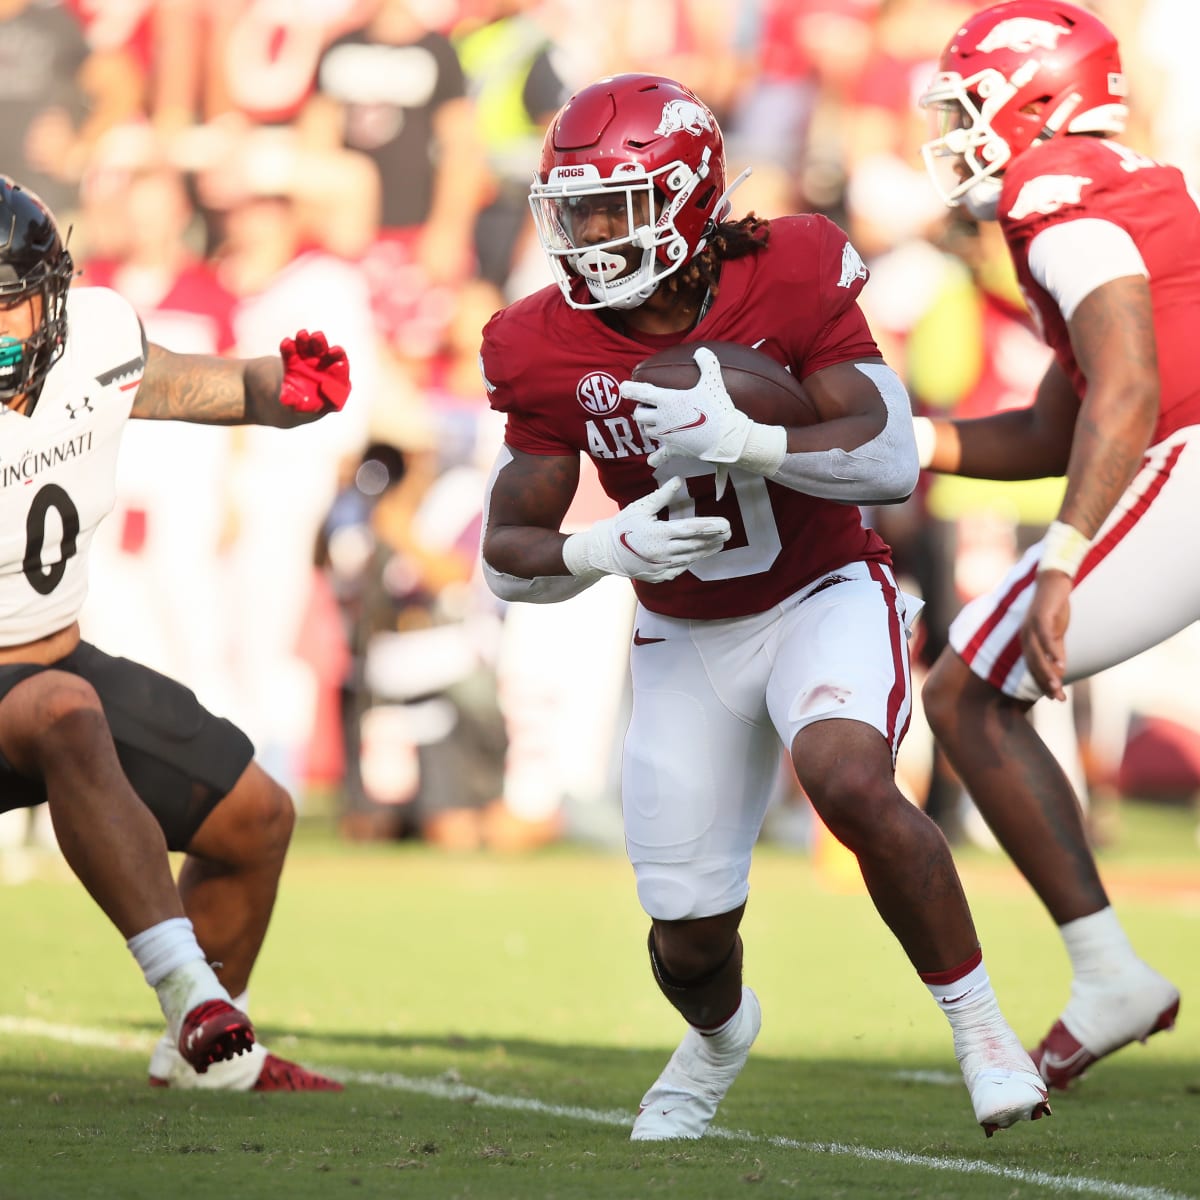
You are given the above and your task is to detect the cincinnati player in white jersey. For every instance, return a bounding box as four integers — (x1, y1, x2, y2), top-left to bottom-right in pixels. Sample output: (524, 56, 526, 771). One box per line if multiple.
(480, 74, 1049, 1139)
(917, 0, 1183, 1091)
(0, 287, 144, 644)
(0, 176, 350, 1092)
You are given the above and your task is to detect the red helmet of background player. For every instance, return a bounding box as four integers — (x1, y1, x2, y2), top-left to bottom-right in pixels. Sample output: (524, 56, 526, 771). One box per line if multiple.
(918, 0, 1128, 218)
(529, 74, 744, 311)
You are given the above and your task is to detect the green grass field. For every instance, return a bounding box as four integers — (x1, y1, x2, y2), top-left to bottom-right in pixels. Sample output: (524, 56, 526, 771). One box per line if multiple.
(0, 802, 1196, 1200)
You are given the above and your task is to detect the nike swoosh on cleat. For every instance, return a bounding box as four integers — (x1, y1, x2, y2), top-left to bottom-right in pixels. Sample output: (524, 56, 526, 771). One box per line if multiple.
(633, 631, 666, 645)
(657, 410, 708, 436)
(1038, 1047, 1091, 1074)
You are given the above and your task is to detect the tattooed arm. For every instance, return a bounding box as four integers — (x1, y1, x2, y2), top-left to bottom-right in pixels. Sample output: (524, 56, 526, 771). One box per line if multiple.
(134, 345, 287, 426)
(132, 332, 350, 427)
(1056, 273, 1159, 538)
(482, 445, 580, 580)
(1022, 272, 1159, 700)
(481, 444, 730, 601)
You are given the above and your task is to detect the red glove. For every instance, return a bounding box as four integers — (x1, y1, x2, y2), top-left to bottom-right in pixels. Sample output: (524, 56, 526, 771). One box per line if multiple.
(279, 329, 351, 413)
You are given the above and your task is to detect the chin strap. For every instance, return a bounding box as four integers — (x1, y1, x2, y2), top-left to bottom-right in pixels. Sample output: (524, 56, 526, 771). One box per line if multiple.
(709, 166, 752, 227)
(1036, 92, 1084, 143)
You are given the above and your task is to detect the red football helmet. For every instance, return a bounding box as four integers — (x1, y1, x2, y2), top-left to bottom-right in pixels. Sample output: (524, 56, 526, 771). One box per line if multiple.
(919, 1, 1128, 216)
(529, 74, 740, 310)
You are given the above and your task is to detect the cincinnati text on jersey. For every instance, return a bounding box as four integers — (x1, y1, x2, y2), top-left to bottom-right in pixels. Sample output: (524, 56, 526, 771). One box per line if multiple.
(0, 433, 94, 489)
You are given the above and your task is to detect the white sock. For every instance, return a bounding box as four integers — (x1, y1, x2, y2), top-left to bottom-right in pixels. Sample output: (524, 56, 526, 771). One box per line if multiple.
(127, 917, 205, 987)
(925, 957, 991, 1012)
(1059, 908, 1139, 980)
(698, 996, 748, 1058)
(924, 957, 1018, 1054)
(156, 959, 232, 1037)
(127, 918, 231, 1036)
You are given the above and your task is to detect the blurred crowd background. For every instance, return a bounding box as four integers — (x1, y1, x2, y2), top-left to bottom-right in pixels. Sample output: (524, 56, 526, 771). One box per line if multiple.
(6, 0, 1200, 859)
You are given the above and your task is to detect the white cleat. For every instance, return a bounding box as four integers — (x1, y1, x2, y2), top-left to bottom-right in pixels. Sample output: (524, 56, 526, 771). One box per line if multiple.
(631, 986, 761, 1141)
(1031, 965, 1180, 1091)
(957, 1025, 1051, 1137)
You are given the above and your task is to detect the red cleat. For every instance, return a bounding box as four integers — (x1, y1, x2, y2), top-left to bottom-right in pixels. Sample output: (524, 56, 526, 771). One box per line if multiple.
(178, 999, 255, 1074)
(1031, 996, 1180, 1090)
(252, 1053, 343, 1092)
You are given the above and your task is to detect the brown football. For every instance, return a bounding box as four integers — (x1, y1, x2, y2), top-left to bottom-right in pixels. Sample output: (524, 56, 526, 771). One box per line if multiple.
(631, 340, 819, 426)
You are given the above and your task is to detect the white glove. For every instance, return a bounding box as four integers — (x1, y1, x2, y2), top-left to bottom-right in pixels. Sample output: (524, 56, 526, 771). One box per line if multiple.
(621, 347, 786, 498)
(623, 347, 751, 466)
(561, 476, 731, 584)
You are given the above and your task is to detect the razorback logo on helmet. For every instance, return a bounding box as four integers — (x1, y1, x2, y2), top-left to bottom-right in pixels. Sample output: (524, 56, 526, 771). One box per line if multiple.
(1008, 174, 1093, 220)
(977, 17, 1069, 53)
(577, 370, 622, 416)
(837, 241, 869, 289)
(654, 99, 713, 138)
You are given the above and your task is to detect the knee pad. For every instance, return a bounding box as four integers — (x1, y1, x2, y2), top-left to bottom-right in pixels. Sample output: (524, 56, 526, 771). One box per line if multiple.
(635, 859, 749, 922)
(636, 869, 700, 922)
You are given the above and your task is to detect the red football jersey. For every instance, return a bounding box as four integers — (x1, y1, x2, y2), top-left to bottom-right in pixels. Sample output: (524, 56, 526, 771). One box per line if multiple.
(482, 215, 892, 619)
(999, 137, 1200, 444)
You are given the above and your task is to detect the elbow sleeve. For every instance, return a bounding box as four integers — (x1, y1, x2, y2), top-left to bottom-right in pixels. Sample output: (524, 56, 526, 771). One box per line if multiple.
(481, 555, 596, 604)
(769, 363, 919, 503)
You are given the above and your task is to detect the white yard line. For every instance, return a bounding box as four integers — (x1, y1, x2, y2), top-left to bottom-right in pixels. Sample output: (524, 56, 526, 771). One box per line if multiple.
(0, 1016, 1192, 1200)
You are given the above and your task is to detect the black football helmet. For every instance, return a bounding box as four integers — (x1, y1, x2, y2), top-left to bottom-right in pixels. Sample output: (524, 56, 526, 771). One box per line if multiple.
(0, 177, 74, 408)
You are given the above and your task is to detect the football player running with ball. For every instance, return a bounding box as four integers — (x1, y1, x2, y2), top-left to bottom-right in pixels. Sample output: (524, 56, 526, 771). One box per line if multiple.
(480, 74, 1049, 1138)
(915, 0, 1182, 1090)
(0, 177, 346, 1092)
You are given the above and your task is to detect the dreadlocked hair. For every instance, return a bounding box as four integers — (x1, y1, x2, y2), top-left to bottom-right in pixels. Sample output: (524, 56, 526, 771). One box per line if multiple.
(660, 213, 771, 302)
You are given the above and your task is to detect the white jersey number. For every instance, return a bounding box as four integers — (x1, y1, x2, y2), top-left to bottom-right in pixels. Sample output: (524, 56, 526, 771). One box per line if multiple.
(663, 462, 782, 580)
(23, 484, 81, 596)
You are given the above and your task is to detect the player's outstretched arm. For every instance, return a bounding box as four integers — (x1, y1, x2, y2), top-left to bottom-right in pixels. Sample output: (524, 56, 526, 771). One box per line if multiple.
(915, 359, 1080, 481)
(132, 330, 351, 426)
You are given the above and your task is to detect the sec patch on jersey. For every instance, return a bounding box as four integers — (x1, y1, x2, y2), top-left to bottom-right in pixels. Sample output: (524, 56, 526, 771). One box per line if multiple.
(631, 340, 819, 426)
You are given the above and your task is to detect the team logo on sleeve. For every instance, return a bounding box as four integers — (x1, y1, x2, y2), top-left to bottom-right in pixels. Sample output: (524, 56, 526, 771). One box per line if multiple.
(655, 100, 713, 137)
(977, 18, 1068, 53)
(95, 355, 145, 391)
(577, 370, 622, 415)
(837, 241, 869, 288)
(1008, 175, 1093, 220)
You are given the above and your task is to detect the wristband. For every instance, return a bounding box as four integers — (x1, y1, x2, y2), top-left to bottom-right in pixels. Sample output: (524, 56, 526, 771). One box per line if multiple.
(561, 531, 604, 581)
(739, 420, 788, 476)
(912, 416, 936, 470)
(1038, 520, 1091, 580)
